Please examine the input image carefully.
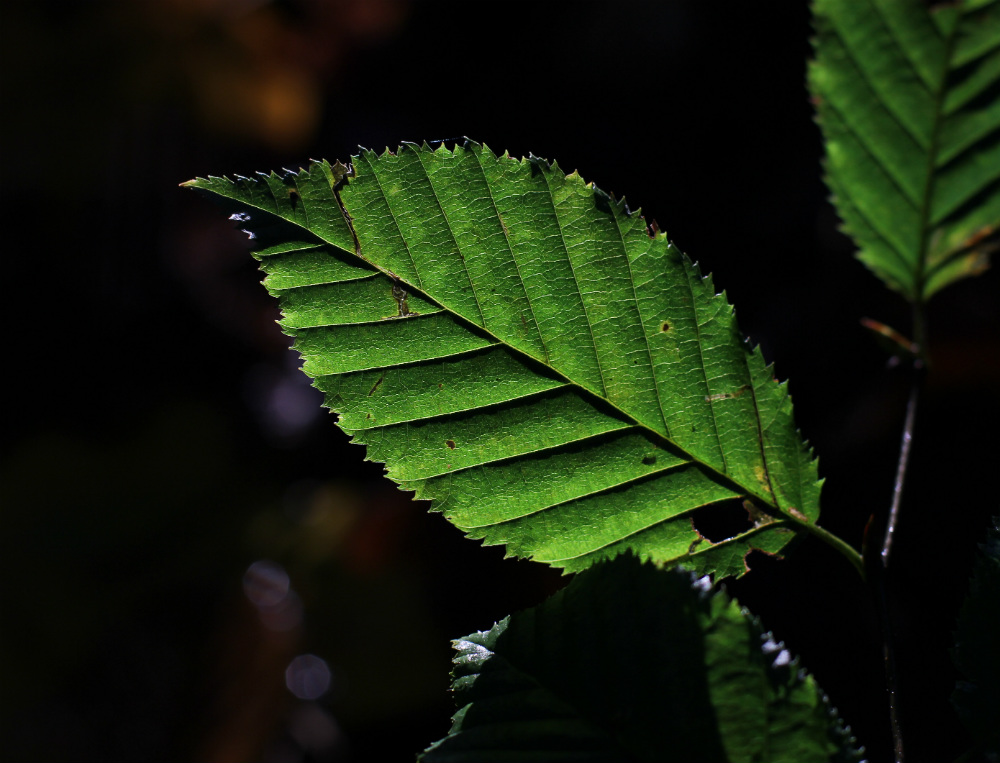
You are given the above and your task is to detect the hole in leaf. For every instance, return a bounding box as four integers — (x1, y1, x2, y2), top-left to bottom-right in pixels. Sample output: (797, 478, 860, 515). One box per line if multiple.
(743, 547, 783, 574)
(690, 500, 754, 543)
(641, 454, 656, 466)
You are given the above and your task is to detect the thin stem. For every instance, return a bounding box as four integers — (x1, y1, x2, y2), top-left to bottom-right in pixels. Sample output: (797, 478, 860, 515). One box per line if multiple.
(875, 563, 904, 763)
(876, 302, 926, 763)
(787, 516, 866, 581)
(881, 383, 919, 566)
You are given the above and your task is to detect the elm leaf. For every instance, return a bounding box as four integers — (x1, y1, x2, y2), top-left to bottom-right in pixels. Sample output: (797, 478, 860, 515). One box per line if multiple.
(185, 141, 826, 577)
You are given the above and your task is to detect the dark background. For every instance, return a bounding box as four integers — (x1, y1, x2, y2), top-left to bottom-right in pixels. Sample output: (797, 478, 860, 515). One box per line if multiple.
(2, 1, 997, 761)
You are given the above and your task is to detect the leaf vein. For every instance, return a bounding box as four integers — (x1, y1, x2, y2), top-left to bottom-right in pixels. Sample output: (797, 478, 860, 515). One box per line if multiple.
(538, 165, 611, 399)
(409, 148, 489, 327)
(611, 205, 670, 437)
(831, 3, 935, 152)
(362, 153, 425, 291)
(467, 148, 551, 362)
(458, 461, 699, 529)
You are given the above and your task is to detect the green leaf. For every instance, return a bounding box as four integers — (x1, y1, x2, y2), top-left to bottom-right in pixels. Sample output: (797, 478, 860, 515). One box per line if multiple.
(953, 515, 1000, 760)
(810, 0, 1000, 301)
(420, 554, 862, 762)
(184, 141, 827, 577)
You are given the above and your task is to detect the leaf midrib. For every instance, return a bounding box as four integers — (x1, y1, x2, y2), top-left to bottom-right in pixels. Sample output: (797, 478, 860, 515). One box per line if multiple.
(913, 1, 962, 300)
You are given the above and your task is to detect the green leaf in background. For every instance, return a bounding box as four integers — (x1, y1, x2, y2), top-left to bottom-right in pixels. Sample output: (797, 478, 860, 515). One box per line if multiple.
(953, 515, 1000, 761)
(184, 141, 830, 578)
(420, 554, 862, 763)
(810, 0, 1000, 301)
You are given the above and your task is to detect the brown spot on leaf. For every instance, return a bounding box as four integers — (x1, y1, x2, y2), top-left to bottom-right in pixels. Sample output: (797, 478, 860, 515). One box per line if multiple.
(753, 464, 773, 494)
(743, 499, 775, 528)
(705, 384, 750, 402)
(390, 283, 418, 319)
(660, 321, 671, 333)
(446, 439, 456, 450)
(787, 507, 808, 522)
(961, 223, 996, 249)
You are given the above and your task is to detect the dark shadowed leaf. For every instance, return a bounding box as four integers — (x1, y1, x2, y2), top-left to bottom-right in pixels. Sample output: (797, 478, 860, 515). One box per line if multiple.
(953, 515, 1000, 761)
(810, 0, 1000, 301)
(420, 555, 862, 763)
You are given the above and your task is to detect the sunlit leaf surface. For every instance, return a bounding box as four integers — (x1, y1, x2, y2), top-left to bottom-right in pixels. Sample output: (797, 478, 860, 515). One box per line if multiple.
(185, 141, 822, 577)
